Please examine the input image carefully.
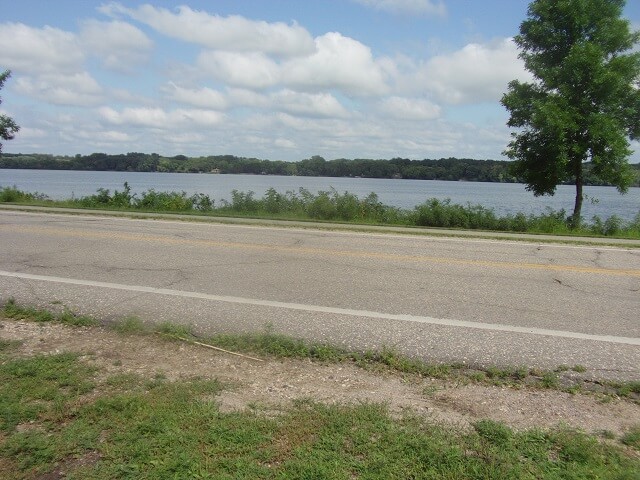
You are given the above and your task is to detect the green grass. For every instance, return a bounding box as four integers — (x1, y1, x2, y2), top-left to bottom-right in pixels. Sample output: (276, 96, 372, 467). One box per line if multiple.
(621, 426, 640, 449)
(3, 184, 640, 239)
(0, 339, 22, 352)
(110, 315, 148, 335)
(612, 381, 640, 398)
(0, 353, 96, 433)
(0, 352, 638, 479)
(2, 303, 639, 478)
(2, 298, 97, 327)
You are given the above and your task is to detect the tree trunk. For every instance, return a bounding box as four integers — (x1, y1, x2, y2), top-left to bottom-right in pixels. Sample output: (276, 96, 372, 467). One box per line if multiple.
(571, 172, 583, 229)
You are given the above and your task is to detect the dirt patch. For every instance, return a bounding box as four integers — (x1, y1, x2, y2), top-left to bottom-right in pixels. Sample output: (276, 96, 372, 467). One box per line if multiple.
(1, 319, 638, 437)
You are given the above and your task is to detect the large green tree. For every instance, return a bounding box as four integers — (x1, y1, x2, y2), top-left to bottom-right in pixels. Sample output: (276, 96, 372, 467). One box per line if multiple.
(0, 70, 20, 154)
(501, 0, 640, 226)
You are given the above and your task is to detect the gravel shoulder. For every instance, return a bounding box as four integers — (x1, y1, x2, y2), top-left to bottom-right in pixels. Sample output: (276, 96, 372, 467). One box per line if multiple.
(2, 318, 638, 439)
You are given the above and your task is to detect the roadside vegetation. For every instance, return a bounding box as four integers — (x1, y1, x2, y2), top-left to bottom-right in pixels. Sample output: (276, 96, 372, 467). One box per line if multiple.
(2, 184, 640, 238)
(4, 298, 639, 400)
(1, 299, 639, 479)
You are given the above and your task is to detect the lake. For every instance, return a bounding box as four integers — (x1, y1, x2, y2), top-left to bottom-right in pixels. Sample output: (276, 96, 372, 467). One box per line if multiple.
(1, 169, 639, 221)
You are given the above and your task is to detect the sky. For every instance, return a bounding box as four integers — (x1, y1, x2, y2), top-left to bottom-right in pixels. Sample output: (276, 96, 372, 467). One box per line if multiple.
(1, 0, 639, 162)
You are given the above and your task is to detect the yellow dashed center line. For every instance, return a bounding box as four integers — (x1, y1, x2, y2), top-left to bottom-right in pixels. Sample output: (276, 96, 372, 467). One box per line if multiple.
(3, 224, 640, 277)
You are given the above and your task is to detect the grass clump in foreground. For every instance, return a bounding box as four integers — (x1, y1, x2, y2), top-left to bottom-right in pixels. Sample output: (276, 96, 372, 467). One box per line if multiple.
(2, 298, 97, 327)
(3, 184, 640, 238)
(1, 351, 639, 479)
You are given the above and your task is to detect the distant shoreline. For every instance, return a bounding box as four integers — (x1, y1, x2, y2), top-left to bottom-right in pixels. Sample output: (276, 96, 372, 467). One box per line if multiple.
(2, 153, 639, 187)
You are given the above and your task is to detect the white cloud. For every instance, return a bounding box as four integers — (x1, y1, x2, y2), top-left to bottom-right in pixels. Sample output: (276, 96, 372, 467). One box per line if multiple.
(80, 20, 153, 72)
(197, 51, 281, 89)
(165, 84, 348, 119)
(176, 109, 225, 126)
(171, 132, 207, 144)
(195, 32, 388, 96)
(109, 88, 155, 106)
(275, 138, 296, 148)
(100, 3, 315, 57)
(379, 96, 441, 120)
(271, 90, 350, 118)
(15, 72, 103, 106)
(70, 129, 133, 143)
(99, 106, 224, 129)
(407, 38, 530, 104)
(353, 0, 446, 16)
(0, 23, 84, 75)
(7, 126, 47, 140)
(227, 88, 271, 108)
(164, 83, 228, 110)
(282, 32, 389, 95)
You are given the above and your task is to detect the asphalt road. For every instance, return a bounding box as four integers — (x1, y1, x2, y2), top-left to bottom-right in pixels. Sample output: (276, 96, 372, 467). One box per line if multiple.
(1, 209, 639, 380)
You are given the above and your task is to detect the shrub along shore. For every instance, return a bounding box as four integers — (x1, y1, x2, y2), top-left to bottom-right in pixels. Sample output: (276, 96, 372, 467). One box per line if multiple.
(1, 183, 639, 238)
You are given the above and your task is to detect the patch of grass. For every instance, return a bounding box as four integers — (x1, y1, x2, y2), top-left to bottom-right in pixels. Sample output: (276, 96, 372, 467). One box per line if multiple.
(155, 321, 196, 339)
(620, 426, 640, 450)
(105, 373, 144, 390)
(484, 365, 529, 383)
(572, 364, 587, 373)
(0, 353, 95, 433)
(422, 385, 441, 396)
(2, 298, 97, 327)
(357, 346, 455, 378)
(565, 384, 583, 395)
(540, 371, 560, 389)
(111, 315, 148, 335)
(615, 381, 640, 398)
(5, 390, 638, 479)
(0, 339, 22, 352)
(468, 371, 487, 382)
(474, 419, 513, 446)
(205, 327, 347, 363)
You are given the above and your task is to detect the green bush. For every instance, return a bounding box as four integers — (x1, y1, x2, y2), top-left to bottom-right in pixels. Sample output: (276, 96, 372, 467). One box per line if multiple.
(75, 182, 134, 208)
(0, 186, 46, 203)
(306, 191, 337, 220)
(136, 190, 193, 211)
(227, 189, 258, 212)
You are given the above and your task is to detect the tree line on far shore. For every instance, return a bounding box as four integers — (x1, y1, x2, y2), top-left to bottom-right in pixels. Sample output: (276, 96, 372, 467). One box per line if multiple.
(2, 152, 639, 187)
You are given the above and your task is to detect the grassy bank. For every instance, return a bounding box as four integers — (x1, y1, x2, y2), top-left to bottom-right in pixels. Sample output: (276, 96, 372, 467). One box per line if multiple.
(2, 183, 640, 238)
(1, 300, 639, 479)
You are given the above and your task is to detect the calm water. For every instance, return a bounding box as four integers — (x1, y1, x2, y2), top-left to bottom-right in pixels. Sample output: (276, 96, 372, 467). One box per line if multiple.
(1, 169, 639, 221)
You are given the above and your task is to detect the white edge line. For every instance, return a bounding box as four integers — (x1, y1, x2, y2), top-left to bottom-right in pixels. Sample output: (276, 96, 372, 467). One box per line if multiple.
(2, 270, 639, 346)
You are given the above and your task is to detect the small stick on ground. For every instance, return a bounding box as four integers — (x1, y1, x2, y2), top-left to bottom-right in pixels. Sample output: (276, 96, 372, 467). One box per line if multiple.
(156, 332, 264, 362)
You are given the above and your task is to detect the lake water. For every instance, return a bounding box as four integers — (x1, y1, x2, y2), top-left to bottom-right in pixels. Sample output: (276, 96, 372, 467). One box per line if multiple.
(1, 169, 639, 221)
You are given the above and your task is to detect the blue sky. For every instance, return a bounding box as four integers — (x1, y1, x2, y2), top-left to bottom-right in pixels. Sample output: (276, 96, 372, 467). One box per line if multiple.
(1, 0, 639, 162)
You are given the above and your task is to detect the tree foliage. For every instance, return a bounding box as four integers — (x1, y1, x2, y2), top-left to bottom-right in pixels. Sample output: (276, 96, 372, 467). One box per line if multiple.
(0, 70, 20, 154)
(502, 0, 640, 225)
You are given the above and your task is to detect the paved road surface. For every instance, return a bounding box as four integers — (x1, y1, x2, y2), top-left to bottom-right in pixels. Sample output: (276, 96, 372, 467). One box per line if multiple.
(1, 210, 638, 380)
